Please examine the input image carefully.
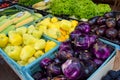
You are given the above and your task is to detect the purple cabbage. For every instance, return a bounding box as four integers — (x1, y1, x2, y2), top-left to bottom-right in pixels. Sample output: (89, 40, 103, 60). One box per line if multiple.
(62, 58, 85, 80)
(47, 63, 62, 76)
(94, 59, 103, 66)
(40, 58, 52, 69)
(70, 30, 82, 41)
(59, 40, 71, 50)
(75, 23, 90, 34)
(57, 47, 74, 62)
(93, 41, 111, 60)
(73, 35, 91, 50)
(79, 51, 92, 61)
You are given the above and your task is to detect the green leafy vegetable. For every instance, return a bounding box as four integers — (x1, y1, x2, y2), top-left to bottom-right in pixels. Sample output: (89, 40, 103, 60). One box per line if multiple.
(49, 0, 111, 19)
(97, 4, 111, 16)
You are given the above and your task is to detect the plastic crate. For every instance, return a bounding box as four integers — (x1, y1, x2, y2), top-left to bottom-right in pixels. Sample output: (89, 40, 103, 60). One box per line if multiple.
(0, 34, 60, 80)
(87, 39, 118, 80)
(23, 39, 116, 80)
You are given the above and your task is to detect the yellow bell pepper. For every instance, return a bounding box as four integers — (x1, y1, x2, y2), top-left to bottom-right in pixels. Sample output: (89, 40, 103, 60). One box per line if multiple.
(34, 50, 44, 58)
(57, 35, 66, 42)
(60, 20, 72, 31)
(28, 57, 36, 64)
(46, 28, 61, 39)
(71, 20, 78, 28)
(34, 39, 46, 50)
(51, 17, 58, 23)
(45, 41, 56, 52)
(0, 33, 8, 48)
(17, 60, 27, 66)
(4, 46, 22, 61)
(20, 45, 36, 61)
(8, 31, 23, 46)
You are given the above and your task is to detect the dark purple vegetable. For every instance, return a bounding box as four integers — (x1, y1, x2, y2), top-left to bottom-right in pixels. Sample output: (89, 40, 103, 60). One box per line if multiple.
(79, 51, 92, 61)
(62, 58, 85, 80)
(70, 30, 82, 41)
(54, 58, 62, 65)
(40, 58, 52, 69)
(57, 48, 74, 62)
(93, 41, 111, 60)
(73, 35, 91, 50)
(97, 17, 106, 25)
(47, 63, 62, 76)
(91, 25, 99, 33)
(53, 75, 67, 80)
(75, 23, 90, 33)
(104, 12, 115, 18)
(96, 26, 106, 36)
(84, 60, 97, 76)
(106, 18, 116, 28)
(94, 59, 103, 66)
(106, 28, 118, 39)
(32, 71, 43, 80)
(89, 34, 98, 45)
(59, 40, 71, 50)
(88, 16, 100, 25)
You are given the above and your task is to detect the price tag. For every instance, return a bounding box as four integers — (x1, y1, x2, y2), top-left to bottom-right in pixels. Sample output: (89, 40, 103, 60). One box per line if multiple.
(16, 12, 25, 18)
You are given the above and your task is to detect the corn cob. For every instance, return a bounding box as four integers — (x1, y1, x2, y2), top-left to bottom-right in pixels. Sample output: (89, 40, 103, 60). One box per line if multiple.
(0, 19, 10, 26)
(11, 11, 32, 24)
(0, 19, 13, 32)
(1, 25, 15, 34)
(15, 16, 34, 28)
(9, 12, 20, 19)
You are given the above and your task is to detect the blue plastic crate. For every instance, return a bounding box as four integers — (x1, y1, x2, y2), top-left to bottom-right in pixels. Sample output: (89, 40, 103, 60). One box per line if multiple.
(87, 39, 118, 80)
(23, 39, 116, 80)
(0, 35, 60, 80)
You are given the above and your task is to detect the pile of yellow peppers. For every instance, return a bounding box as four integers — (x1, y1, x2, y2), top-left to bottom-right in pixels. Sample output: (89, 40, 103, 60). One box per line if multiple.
(36, 17, 78, 42)
(0, 25, 57, 66)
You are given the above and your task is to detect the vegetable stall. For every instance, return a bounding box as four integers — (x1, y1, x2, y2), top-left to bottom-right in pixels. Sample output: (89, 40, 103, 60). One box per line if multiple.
(0, 0, 120, 80)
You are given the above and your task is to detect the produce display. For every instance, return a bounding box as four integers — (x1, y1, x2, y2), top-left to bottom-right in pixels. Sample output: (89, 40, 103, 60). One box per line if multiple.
(0, 2, 119, 80)
(32, 22, 113, 80)
(0, 11, 43, 33)
(102, 70, 120, 80)
(0, 25, 57, 66)
(89, 12, 120, 44)
(35, 17, 78, 42)
(31, 0, 111, 19)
